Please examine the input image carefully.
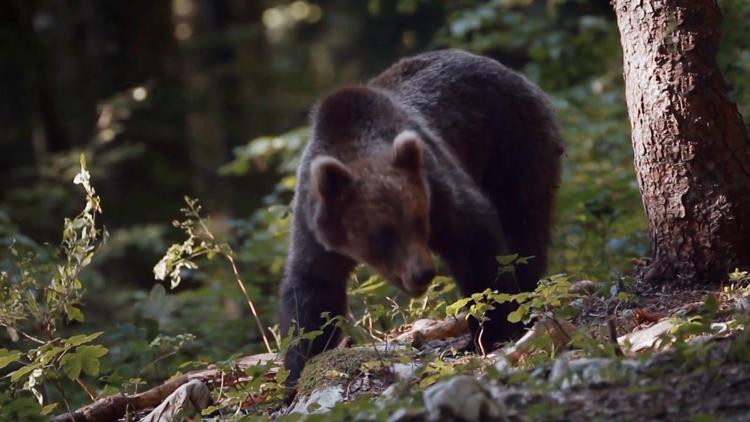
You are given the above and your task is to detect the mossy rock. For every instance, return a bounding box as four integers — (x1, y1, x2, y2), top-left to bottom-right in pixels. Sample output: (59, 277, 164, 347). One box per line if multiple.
(297, 348, 391, 396)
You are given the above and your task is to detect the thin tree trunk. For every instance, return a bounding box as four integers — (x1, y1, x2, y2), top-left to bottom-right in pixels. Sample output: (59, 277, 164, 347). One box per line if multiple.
(612, 0, 750, 283)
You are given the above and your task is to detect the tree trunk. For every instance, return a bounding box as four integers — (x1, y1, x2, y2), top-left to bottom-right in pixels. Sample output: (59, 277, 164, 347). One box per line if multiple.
(612, 0, 750, 284)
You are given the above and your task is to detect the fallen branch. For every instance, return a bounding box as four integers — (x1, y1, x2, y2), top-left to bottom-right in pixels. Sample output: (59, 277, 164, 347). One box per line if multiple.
(503, 318, 577, 363)
(391, 313, 470, 347)
(51, 353, 278, 422)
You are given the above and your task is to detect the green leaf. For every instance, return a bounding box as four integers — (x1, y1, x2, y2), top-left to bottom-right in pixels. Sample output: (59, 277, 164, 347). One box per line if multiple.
(9, 363, 39, 383)
(300, 330, 323, 341)
(489, 292, 512, 303)
(60, 353, 82, 380)
(64, 332, 103, 348)
(556, 305, 579, 320)
(497, 254, 519, 266)
(202, 405, 220, 416)
(41, 403, 59, 416)
(77, 345, 108, 376)
(0, 349, 22, 370)
(38, 346, 64, 365)
(59, 345, 108, 380)
(507, 309, 524, 323)
(275, 366, 290, 384)
(351, 277, 386, 295)
(513, 292, 530, 303)
(515, 255, 534, 265)
(65, 305, 85, 322)
(446, 297, 472, 316)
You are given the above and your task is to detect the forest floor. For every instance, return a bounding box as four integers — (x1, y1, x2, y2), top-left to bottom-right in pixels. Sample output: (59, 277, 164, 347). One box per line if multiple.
(271, 281, 750, 421)
(537, 283, 750, 421)
(56, 280, 750, 421)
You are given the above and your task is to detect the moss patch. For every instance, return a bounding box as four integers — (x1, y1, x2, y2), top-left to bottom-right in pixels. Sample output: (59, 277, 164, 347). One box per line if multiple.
(297, 348, 389, 396)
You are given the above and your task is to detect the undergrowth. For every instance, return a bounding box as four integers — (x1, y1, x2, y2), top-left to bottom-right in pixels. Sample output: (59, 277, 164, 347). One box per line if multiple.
(1, 155, 749, 421)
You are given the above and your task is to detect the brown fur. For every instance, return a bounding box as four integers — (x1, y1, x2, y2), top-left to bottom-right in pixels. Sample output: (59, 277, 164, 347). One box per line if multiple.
(279, 49, 563, 387)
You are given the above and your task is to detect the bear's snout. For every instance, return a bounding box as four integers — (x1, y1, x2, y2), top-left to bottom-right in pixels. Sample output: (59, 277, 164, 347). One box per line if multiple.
(403, 266, 435, 296)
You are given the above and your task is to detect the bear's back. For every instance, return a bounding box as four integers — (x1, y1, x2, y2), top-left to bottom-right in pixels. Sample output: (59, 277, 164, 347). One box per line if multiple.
(368, 49, 538, 117)
(369, 49, 546, 180)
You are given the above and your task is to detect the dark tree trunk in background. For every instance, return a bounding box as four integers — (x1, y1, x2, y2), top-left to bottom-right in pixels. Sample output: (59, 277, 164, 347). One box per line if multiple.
(0, 0, 71, 160)
(174, 0, 235, 210)
(612, 0, 750, 284)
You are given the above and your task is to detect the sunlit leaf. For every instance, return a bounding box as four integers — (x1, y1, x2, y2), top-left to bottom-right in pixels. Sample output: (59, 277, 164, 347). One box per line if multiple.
(65, 305, 85, 322)
(64, 332, 103, 348)
(0, 349, 22, 370)
(9, 363, 39, 383)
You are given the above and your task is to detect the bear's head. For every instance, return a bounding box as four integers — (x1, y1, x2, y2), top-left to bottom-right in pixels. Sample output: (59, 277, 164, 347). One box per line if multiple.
(309, 130, 435, 296)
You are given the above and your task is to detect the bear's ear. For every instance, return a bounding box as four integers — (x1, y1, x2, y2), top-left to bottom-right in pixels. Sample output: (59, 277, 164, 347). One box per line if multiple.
(310, 155, 353, 200)
(392, 130, 423, 172)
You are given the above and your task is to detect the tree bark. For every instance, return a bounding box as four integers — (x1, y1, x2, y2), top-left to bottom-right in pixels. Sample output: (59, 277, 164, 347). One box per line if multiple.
(612, 0, 750, 284)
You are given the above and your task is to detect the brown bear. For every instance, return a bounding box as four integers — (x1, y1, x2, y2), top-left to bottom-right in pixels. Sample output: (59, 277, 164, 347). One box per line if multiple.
(279, 49, 563, 386)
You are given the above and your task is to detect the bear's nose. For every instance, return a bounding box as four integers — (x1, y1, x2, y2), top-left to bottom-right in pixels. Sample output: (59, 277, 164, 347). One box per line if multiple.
(412, 267, 436, 288)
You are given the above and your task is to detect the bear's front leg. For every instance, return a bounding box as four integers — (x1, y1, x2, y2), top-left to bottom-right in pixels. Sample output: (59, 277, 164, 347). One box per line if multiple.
(436, 211, 526, 354)
(444, 249, 525, 354)
(279, 223, 354, 388)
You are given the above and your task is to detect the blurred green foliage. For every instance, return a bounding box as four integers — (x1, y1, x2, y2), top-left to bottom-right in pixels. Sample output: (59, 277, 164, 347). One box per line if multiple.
(0, 0, 749, 416)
